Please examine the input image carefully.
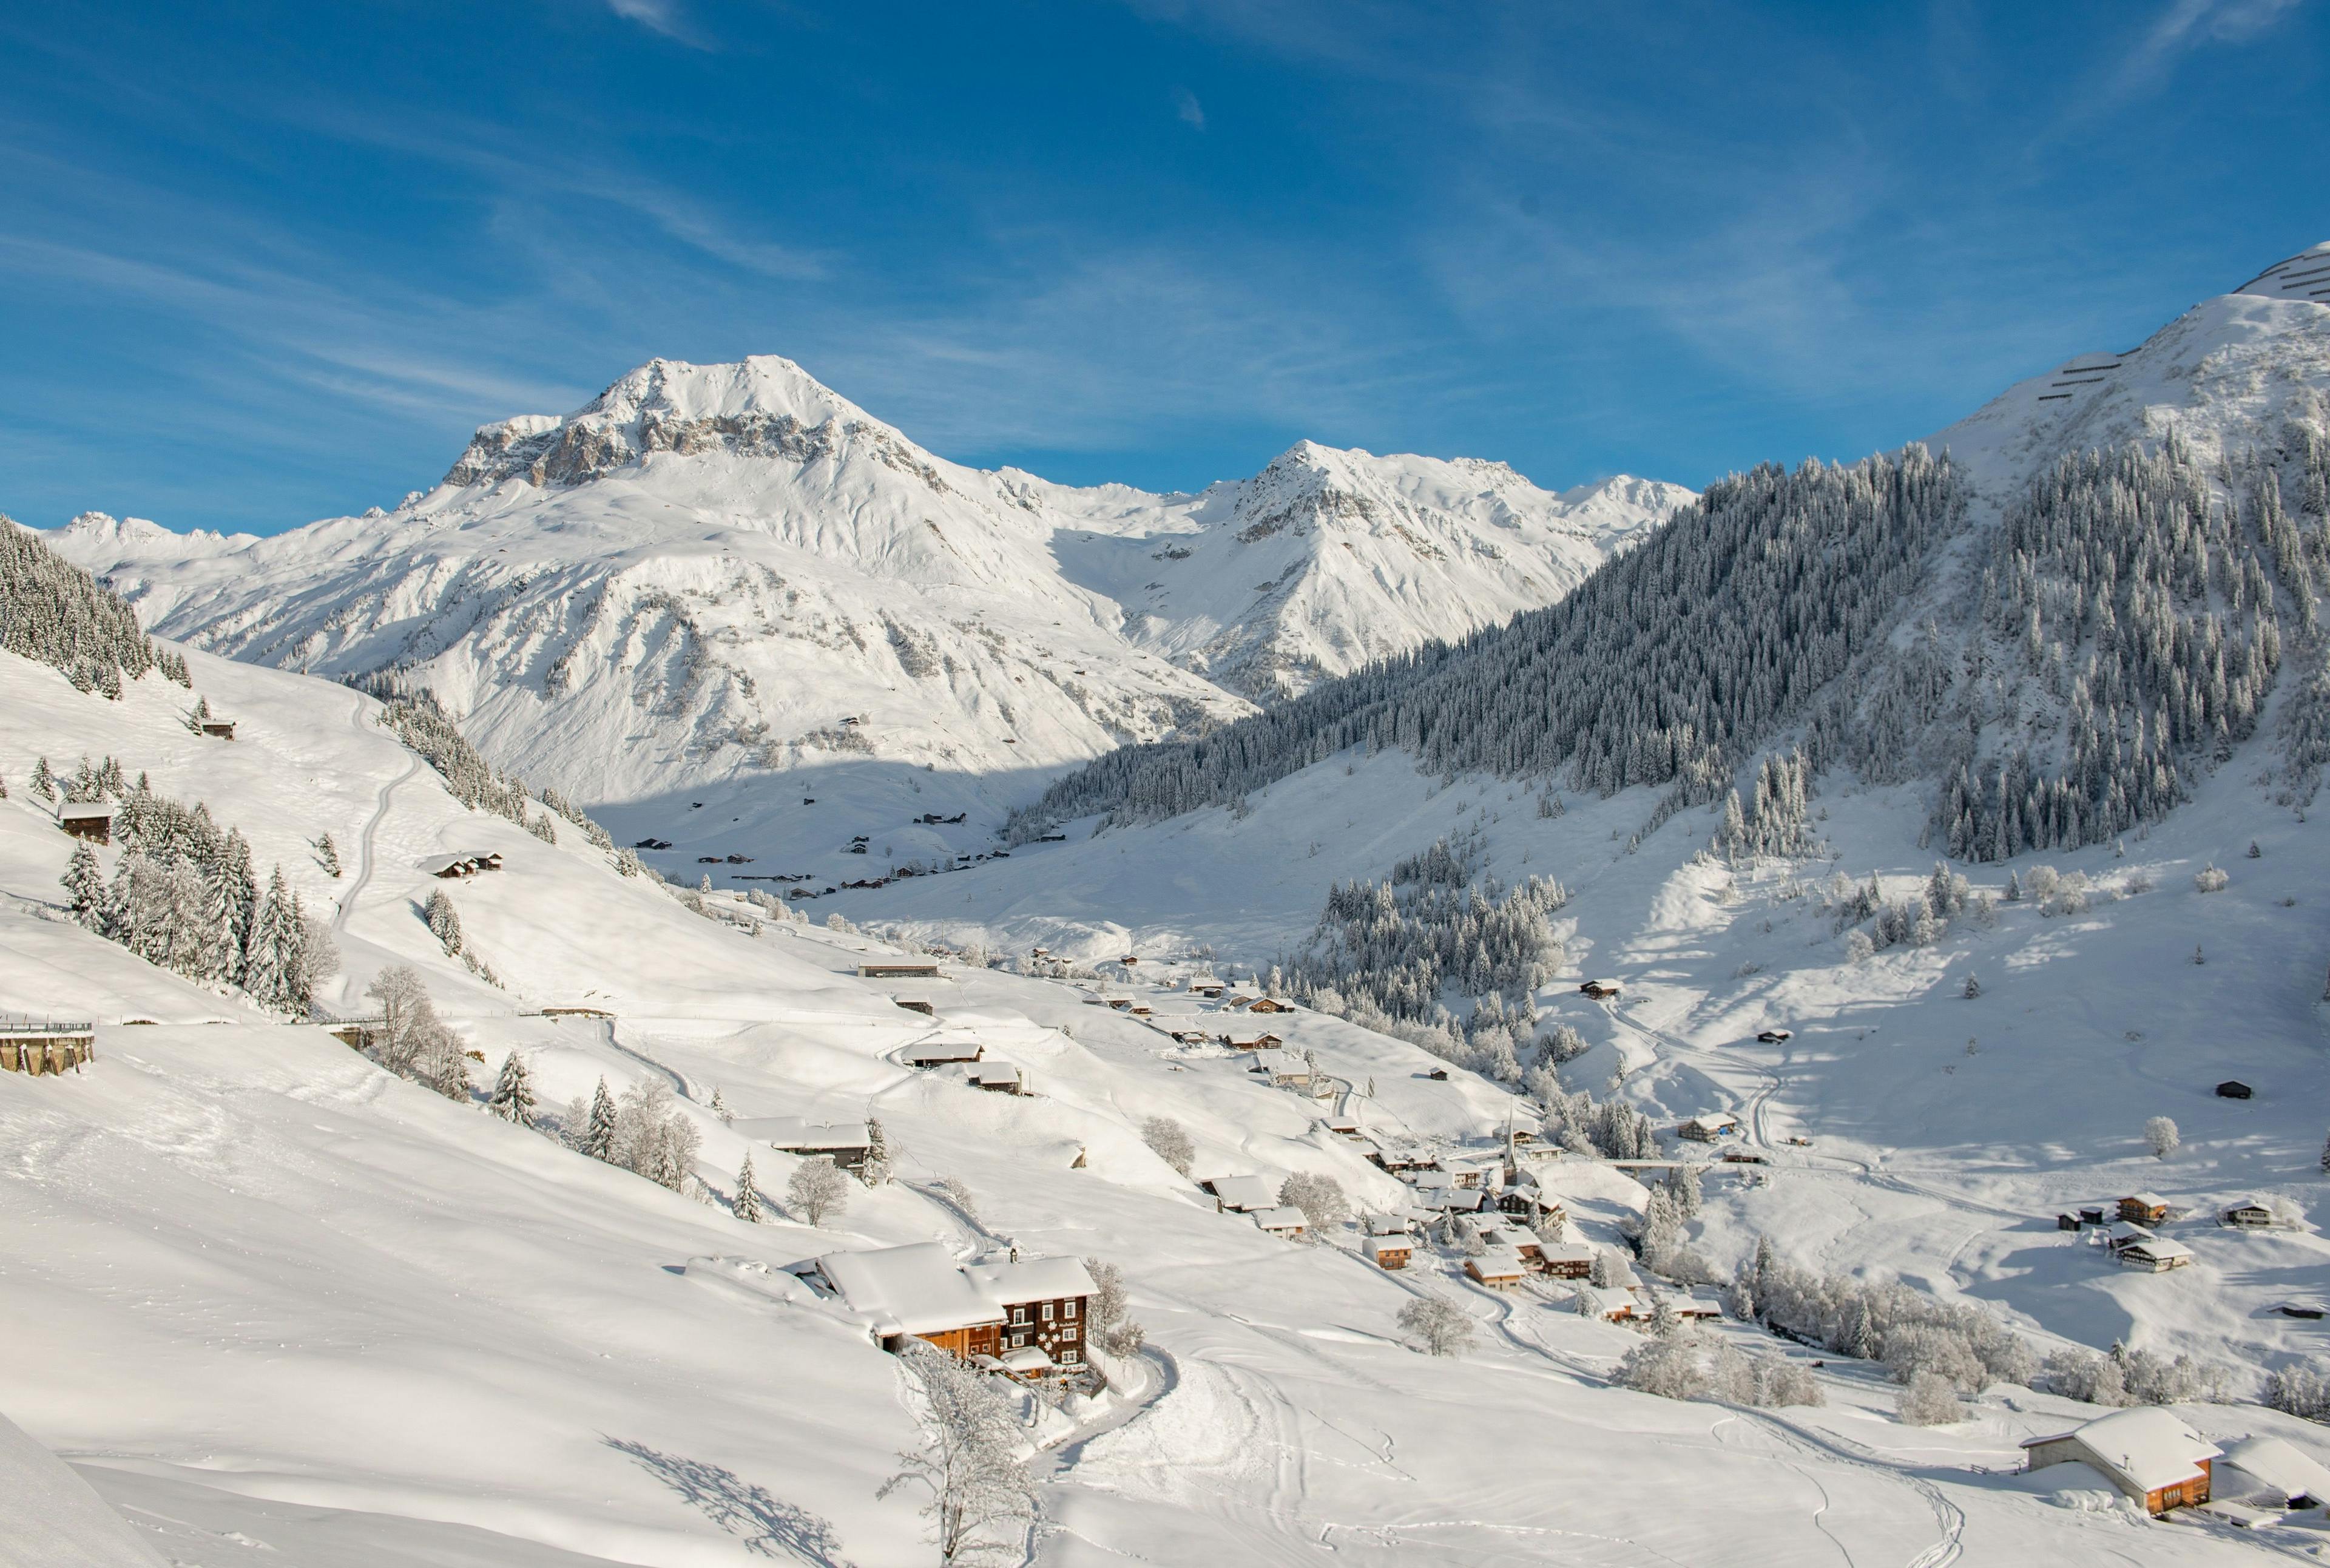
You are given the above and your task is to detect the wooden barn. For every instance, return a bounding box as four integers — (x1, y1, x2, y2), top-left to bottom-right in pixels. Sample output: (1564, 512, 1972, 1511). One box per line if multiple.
(857, 961, 943, 981)
(198, 717, 237, 740)
(2021, 1408, 2220, 1515)
(0, 1019, 96, 1076)
(2118, 1238, 2195, 1272)
(1365, 1235, 1412, 1269)
(2119, 1192, 2171, 1225)
(1579, 979, 1623, 1000)
(1677, 1113, 1739, 1143)
(56, 802, 113, 844)
(2217, 1080, 2255, 1100)
(1200, 1174, 1278, 1213)
(903, 1031, 983, 1068)
(735, 1117, 873, 1174)
(418, 851, 503, 879)
(1253, 1207, 1307, 1238)
(971, 1061, 1029, 1095)
(893, 997, 937, 1017)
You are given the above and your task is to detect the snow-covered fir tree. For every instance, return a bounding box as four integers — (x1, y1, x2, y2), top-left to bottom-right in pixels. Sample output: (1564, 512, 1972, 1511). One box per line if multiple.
(0, 518, 167, 697)
(487, 1052, 536, 1126)
(732, 1152, 764, 1223)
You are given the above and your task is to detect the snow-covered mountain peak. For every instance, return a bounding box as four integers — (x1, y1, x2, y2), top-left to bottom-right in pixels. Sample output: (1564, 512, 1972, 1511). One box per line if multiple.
(441, 353, 916, 491)
(1931, 249, 2330, 505)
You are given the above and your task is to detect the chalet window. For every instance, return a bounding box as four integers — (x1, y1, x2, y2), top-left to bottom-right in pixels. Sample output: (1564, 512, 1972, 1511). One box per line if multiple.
(1013, 1332, 1026, 1348)
(1061, 1349, 1079, 1364)
(1041, 1302, 1054, 1321)
(1012, 1306, 1027, 1323)
(1062, 1325, 1077, 1340)
(1064, 1300, 1078, 1319)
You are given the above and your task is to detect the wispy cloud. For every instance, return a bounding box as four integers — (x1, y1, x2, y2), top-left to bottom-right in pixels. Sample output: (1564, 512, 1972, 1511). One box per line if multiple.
(602, 0, 710, 48)
(2105, 0, 2305, 102)
(1173, 86, 1206, 130)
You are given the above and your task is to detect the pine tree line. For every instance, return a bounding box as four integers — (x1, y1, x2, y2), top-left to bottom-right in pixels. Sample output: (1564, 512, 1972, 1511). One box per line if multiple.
(58, 773, 329, 1013)
(1015, 448, 1964, 834)
(1826, 434, 2312, 859)
(1715, 749, 1818, 860)
(366, 683, 621, 852)
(0, 519, 191, 697)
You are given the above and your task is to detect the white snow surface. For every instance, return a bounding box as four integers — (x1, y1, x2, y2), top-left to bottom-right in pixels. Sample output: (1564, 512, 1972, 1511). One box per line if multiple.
(0, 642, 2306, 1566)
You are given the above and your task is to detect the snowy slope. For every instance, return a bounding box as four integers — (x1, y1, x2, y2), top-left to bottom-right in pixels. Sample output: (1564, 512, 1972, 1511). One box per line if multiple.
(1933, 240, 2330, 506)
(0, 643, 2297, 1567)
(50, 356, 1685, 808)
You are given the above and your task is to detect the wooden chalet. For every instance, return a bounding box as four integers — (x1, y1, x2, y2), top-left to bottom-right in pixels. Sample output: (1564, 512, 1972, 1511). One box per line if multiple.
(2119, 1192, 2171, 1225)
(737, 1117, 873, 1174)
(1253, 1206, 1307, 1237)
(418, 851, 503, 879)
(1200, 1174, 1278, 1213)
(2100, 1220, 2155, 1254)
(857, 961, 943, 981)
(56, 802, 113, 844)
(2216, 1080, 2255, 1100)
(1248, 1049, 1309, 1087)
(1574, 1284, 1642, 1322)
(1365, 1235, 1412, 1269)
(903, 1030, 983, 1068)
(816, 1243, 1096, 1375)
(1224, 1032, 1283, 1052)
(539, 1005, 615, 1020)
(1677, 1113, 1739, 1143)
(1578, 979, 1623, 1000)
(2221, 1198, 2276, 1228)
(971, 1061, 1030, 1095)
(1363, 1212, 1412, 1237)
(1465, 1247, 1527, 1289)
(2118, 1237, 2195, 1272)
(1537, 1242, 1595, 1280)
(894, 997, 937, 1017)
(1674, 1289, 1726, 1322)
(2021, 1408, 2220, 1515)
(198, 718, 237, 740)
(1246, 998, 1291, 1014)
(0, 1018, 96, 1076)
(1190, 984, 1225, 1000)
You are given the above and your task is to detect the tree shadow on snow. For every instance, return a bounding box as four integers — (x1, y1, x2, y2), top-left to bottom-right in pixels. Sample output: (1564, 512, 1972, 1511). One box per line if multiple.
(603, 1437, 858, 1566)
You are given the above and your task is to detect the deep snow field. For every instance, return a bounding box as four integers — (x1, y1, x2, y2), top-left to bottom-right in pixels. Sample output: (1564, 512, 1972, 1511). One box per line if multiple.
(5, 639, 2326, 1564)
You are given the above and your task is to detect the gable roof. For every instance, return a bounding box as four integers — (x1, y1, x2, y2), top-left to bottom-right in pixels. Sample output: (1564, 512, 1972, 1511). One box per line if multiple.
(964, 1255, 1096, 1306)
(819, 1243, 1003, 1336)
(2024, 1408, 2222, 1493)
(737, 1117, 870, 1150)
(1203, 1174, 1279, 1211)
(1254, 1206, 1307, 1231)
(2222, 1435, 2330, 1502)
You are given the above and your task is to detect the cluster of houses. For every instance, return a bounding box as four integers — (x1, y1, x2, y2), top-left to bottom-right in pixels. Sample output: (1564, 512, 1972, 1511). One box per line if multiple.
(2055, 1193, 2201, 1272)
(0, 1018, 96, 1076)
(419, 850, 504, 880)
(804, 1242, 1099, 1384)
(897, 1026, 1034, 1095)
(2019, 1408, 2330, 1522)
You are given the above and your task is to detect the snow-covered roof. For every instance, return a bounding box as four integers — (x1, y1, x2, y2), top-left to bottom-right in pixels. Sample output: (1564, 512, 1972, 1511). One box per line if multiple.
(737, 1117, 869, 1151)
(904, 1030, 982, 1062)
(1254, 1206, 1306, 1231)
(2102, 1221, 2155, 1244)
(971, 1061, 1022, 1084)
(964, 1255, 1096, 1306)
(1538, 1242, 1594, 1265)
(1469, 1246, 1525, 1277)
(996, 1345, 1052, 1374)
(2221, 1435, 2330, 1503)
(1363, 1212, 1411, 1235)
(2024, 1408, 2222, 1492)
(1575, 1285, 1636, 1318)
(818, 1243, 1004, 1336)
(1204, 1174, 1278, 1211)
(2125, 1191, 2167, 1208)
(1680, 1113, 1738, 1132)
(1249, 1049, 1302, 1073)
(1365, 1234, 1410, 1257)
(56, 800, 113, 820)
(819, 1244, 1095, 1334)
(2122, 1237, 2193, 1262)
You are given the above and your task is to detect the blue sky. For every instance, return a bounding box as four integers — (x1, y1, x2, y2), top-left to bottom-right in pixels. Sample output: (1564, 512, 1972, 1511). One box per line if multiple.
(2, 1, 2323, 534)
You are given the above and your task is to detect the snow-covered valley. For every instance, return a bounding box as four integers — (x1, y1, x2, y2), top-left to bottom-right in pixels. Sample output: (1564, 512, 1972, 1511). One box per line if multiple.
(10, 243, 2330, 1566)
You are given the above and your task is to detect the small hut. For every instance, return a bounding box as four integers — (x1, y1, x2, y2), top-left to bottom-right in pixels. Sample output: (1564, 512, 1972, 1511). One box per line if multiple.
(57, 802, 113, 844)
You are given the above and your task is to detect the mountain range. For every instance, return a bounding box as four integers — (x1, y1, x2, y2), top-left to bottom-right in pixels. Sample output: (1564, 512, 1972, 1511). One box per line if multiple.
(52, 356, 1690, 808)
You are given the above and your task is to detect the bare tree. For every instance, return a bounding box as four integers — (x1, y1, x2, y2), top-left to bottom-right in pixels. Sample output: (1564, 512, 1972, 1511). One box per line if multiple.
(1083, 1258, 1145, 1357)
(1397, 1297, 1475, 1357)
(1278, 1172, 1350, 1235)
(1140, 1116, 1194, 1177)
(788, 1155, 851, 1226)
(879, 1343, 1038, 1563)
(1898, 1370, 1964, 1427)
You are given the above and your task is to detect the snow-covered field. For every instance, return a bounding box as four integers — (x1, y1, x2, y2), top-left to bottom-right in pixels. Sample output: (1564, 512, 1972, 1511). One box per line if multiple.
(1, 644, 2312, 1566)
